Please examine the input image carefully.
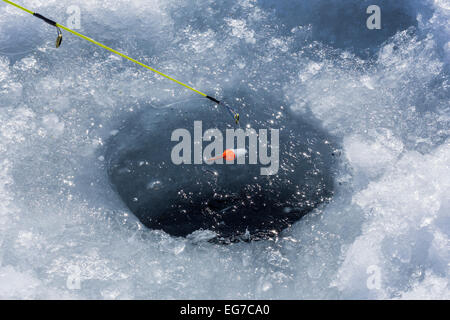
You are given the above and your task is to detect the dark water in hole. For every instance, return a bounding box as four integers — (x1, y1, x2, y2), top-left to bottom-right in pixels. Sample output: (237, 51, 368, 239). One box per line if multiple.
(106, 93, 337, 242)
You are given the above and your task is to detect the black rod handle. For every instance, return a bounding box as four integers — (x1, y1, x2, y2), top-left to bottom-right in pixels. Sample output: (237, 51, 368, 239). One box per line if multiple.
(33, 13, 57, 26)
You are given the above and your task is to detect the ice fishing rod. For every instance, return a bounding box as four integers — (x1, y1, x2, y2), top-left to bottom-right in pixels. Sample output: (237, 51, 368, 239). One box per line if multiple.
(2, 0, 240, 124)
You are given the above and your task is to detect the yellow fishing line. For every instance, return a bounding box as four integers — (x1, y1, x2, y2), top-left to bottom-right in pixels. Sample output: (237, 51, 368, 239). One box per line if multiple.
(2, 0, 240, 123)
(56, 24, 208, 97)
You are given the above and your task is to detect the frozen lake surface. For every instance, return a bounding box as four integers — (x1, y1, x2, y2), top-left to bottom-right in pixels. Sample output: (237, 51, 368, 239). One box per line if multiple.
(0, 0, 448, 299)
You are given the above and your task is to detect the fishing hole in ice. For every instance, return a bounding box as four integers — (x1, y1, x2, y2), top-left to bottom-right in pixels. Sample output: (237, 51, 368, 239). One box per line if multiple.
(105, 92, 337, 242)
